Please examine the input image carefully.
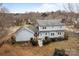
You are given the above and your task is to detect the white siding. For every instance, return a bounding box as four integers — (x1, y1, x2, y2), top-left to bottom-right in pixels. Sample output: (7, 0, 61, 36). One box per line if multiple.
(38, 25, 65, 39)
(49, 31, 64, 38)
(39, 31, 64, 39)
(15, 28, 34, 42)
(39, 26, 65, 31)
(39, 32, 49, 38)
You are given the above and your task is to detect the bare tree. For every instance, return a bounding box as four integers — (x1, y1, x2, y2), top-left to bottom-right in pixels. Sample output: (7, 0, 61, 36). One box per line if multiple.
(0, 3, 9, 13)
(63, 3, 75, 25)
(0, 7, 9, 13)
(63, 3, 79, 26)
(63, 3, 79, 13)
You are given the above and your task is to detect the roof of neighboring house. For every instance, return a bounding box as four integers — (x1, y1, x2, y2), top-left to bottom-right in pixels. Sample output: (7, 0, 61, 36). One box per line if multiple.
(37, 19, 65, 26)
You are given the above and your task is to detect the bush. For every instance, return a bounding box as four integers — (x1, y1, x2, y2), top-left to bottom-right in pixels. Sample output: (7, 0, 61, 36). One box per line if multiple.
(43, 36, 50, 45)
(0, 41, 4, 48)
(51, 38, 56, 42)
(41, 13, 48, 17)
(57, 37, 64, 41)
(11, 39, 16, 45)
(53, 48, 66, 56)
(30, 38, 38, 46)
(11, 36, 16, 45)
(64, 34, 68, 40)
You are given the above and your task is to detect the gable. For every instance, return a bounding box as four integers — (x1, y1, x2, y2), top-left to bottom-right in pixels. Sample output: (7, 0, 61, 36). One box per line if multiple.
(16, 27, 34, 34)
(15, 28, 34, 42)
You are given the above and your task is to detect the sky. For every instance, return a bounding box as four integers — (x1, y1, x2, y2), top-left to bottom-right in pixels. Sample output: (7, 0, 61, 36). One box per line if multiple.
(2, 3, 65, 13)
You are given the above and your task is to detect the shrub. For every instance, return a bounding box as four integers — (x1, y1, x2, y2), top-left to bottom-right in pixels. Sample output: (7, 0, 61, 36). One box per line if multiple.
(11, 36, 16, 45)
(30, 38, 38, 46)
(64, 34, 68, 40)
(43, 36, 50, 45)
(53, 48, 66, 56)
(57, 37, 64, 41)
(41, 13, 48, 17)
(51, 38, 56, 42)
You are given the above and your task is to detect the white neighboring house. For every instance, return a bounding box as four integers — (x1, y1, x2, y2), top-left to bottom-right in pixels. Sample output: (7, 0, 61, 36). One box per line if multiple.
(15, 26, 35, 42)
(36, 19, 65, 40)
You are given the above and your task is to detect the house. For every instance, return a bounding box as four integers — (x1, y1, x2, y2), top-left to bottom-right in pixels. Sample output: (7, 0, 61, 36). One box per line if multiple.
(14, 19, 65, 47)
(36, 19, 65, 40)
(15, 25, 37, 42)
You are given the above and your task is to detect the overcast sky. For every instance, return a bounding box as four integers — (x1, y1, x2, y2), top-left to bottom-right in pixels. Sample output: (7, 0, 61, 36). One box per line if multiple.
(2, 3, 67, 13)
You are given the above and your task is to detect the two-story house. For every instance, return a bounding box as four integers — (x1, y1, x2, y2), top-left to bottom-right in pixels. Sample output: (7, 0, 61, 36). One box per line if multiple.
(36, 19, 65, 40)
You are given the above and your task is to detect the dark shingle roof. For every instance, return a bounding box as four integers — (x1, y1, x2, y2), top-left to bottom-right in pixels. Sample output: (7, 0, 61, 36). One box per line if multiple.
(37, 19, 65, 26)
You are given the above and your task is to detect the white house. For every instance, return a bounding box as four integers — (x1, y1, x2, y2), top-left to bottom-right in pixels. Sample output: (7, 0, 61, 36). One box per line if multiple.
(14, 19, 65, 47)
(15, 26, 36, 42)
(36, 19, 65, 40)
(15, 19, 65, 42)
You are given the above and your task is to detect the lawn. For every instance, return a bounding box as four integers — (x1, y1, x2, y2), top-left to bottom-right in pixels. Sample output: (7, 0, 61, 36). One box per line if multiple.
(0, 31, 79, 56)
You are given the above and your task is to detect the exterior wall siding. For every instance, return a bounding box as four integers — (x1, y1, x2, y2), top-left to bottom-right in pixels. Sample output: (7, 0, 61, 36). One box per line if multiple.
(38, 25, 65, 39)
(39, 26, 65, 31)
(39, 31, 64, 39)
(16, 28, 34, 42)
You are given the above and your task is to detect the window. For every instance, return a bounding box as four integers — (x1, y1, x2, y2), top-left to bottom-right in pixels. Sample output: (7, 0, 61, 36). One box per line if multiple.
(51, 33, 54, 36)
(60, 32, 61, 35)
(58, 32, 60, 35)
(40, 33, 42, 36)
(45, 32, 47, 35)
(43, 27, 44, 29)
(58, 32, 61, 35)
(43, 27, 46, 29)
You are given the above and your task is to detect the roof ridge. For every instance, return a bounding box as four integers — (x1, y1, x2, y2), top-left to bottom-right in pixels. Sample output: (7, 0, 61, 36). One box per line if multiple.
(23, 27, 34, 34)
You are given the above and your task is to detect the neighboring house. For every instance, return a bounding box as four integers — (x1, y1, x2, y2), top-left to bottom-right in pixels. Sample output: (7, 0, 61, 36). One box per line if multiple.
(15, 25, 37, 42)
(36, 19, 65, 40)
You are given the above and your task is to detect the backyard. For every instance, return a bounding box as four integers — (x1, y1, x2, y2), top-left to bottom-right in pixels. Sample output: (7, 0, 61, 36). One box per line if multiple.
(0, 31, 79, 56)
